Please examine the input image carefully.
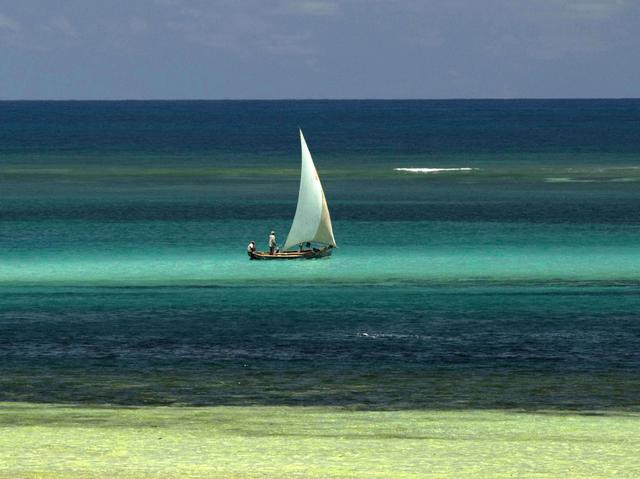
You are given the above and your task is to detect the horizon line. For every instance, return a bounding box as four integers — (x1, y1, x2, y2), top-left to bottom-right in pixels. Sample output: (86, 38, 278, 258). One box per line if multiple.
(1, 97, 639, 102)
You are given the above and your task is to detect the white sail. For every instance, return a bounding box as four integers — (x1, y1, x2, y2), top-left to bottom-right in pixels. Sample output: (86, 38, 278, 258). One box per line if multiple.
(282, 130, 336, 251)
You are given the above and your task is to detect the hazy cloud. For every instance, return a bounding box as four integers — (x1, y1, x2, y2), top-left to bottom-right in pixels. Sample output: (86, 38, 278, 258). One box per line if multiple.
(556, 0, 629, 19)
(47, 15, 78, 37)
(0, 12, 21, 46)
(128, 18, 148, 35)
(165, 3, 317, 56)
(277, 1, 338, 16)
(0, 12, 20, 32)
(0, 1, 638, 98)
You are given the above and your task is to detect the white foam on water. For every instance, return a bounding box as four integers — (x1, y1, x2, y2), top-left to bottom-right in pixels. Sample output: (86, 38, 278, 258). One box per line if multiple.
(394, 167, 478, 173)
(544, 177, 596, 183)
(610, 177, 639, 182)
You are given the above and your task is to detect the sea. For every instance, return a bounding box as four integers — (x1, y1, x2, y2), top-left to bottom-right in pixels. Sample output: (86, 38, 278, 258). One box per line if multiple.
(1, 100, 639, 411)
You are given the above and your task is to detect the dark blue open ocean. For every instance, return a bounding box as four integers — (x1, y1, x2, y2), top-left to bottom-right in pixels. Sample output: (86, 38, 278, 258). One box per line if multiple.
(1, 100, 639, 410)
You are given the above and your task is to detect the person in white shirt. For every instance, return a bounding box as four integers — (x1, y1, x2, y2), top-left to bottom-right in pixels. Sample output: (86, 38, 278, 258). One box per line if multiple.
(268, 231, 277, 254)
(247, 240, 256, 257)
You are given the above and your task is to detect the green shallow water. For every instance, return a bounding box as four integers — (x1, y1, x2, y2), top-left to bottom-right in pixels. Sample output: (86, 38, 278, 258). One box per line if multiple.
(1, 403, 639, 479)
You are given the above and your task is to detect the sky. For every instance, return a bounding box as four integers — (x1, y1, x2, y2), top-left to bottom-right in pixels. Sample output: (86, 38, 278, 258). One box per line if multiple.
(0, 0, 638, 99)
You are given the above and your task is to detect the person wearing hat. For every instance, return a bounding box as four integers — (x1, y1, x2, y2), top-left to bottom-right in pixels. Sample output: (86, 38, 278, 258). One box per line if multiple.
(247, 240, 256, 257)
(268, 231, 277, 255)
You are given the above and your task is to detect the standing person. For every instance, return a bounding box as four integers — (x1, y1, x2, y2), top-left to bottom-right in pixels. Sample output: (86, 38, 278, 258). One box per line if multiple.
(247, 240, 256, 257)
(268, 231, 277, 255)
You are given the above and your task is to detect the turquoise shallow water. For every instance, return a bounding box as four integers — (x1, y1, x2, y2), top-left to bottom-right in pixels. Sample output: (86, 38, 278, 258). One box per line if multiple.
(3, 220, 640, 285)
(1, 100, 639, 409)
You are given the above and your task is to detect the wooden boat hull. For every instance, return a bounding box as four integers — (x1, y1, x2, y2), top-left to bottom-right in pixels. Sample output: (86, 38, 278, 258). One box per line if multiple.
(249, 247, 333, 260)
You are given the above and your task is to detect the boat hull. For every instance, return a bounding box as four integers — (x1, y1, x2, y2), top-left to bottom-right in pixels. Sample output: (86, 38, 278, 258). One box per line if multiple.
(249, 247, 333, 260)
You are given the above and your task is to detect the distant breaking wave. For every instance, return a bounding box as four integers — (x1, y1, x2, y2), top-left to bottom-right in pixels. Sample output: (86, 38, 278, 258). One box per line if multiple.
(394, 167, 478, 173)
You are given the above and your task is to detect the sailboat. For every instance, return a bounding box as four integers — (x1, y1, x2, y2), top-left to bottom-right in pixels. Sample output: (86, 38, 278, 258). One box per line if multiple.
(249, 130, 336, 260)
